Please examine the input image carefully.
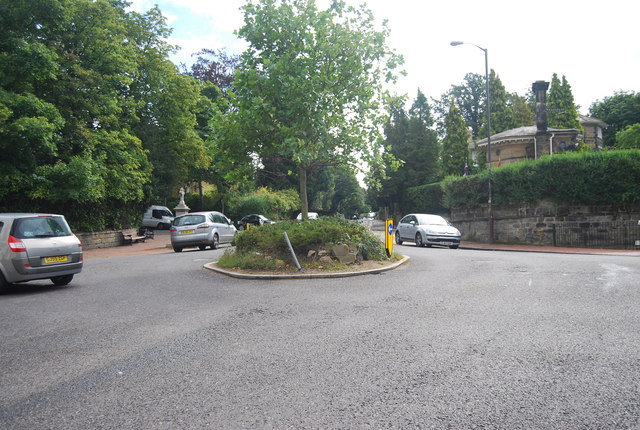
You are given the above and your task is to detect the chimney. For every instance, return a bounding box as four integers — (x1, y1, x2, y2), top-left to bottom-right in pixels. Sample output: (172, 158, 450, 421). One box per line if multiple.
(532, 81, 549, 134)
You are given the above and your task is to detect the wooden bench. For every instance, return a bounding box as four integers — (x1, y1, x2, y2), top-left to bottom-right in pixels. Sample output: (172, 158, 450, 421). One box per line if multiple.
(120, 228, 147, 245)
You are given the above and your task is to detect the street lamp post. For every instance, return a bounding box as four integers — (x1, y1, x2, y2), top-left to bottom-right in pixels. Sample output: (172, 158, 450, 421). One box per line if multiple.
(451, 40, 494, 242)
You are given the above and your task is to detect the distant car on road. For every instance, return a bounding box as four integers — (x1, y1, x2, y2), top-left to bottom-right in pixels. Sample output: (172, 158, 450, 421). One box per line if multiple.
(141, 205, 174, 230)
(395, 213, 461, 249)
(296, 212, 318, 220)
(170, 211, 236, 252)
(0, 213, 83, 292)
(237, 214, 275, 230)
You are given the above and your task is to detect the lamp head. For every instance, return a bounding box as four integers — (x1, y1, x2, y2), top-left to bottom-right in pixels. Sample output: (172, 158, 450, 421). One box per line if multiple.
(450, 41, 464, 46)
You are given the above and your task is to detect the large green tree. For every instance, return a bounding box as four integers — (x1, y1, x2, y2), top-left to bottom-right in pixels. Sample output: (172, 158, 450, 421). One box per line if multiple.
(441, 99, 470, 177)
(232, 0, 402, 219)
(0, 0, 209, 229)
(589, 91, 640, 147)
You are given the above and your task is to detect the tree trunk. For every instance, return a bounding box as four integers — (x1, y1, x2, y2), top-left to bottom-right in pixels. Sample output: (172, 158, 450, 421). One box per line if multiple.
(300, 166, 308, 220)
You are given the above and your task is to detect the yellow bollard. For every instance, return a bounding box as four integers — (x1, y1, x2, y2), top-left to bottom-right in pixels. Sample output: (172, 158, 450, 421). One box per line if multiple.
(385, 219, 394, 257)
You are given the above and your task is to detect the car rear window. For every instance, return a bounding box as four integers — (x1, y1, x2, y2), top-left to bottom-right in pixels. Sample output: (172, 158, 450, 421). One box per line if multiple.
(174, 215, 206, 226)
(11, 216, 72, 238)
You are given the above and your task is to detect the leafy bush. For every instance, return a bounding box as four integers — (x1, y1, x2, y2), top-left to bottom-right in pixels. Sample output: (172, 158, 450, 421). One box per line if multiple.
(402, 183, 446, 215)
(227, 187, 299, 220)
(229, 217, 388, 268)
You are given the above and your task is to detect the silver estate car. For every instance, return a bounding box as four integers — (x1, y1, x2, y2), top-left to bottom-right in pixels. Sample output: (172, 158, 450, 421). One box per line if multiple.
(0, 213, 83, 292)
(170, 211, 237, 252)
(395, 213, 461, 249)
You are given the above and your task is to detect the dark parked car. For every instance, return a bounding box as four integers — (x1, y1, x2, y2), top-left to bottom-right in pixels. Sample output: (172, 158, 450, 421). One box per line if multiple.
(237, 214, 275, 230)
(395, 213, 461, 249)
(0, 213, 83, 292)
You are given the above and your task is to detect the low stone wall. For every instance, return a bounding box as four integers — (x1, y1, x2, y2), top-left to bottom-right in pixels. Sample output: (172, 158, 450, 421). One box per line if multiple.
(451, 201, 640, 247)
(76, 230, 123, 250)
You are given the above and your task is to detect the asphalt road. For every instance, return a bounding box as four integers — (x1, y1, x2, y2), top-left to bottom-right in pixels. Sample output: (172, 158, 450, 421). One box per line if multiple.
(1, 243, 639, 429)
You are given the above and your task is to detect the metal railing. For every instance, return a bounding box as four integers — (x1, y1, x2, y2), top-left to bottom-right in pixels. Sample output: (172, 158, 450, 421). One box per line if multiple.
(552, 221, 640, 249)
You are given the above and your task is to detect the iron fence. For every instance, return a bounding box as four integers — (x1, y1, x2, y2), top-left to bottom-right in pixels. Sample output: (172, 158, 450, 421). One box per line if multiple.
(552, 221, 640, 249)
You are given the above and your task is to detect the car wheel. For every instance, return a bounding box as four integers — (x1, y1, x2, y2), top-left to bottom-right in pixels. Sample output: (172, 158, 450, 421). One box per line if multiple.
(449, 245, 459, 249)
(211, 233, 219, 250)
(415, 233, 424, 247)
(0, 272, 10, 294)
(173, 246, 183, 253)
(395, 231, 403, 245)
(157, 223, 164, 230)
(51, 274, 73, 286)
(198, 245, 207, 251)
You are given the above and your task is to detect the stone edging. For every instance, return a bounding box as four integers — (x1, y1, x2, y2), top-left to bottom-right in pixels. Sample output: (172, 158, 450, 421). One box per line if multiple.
(203, 256, 410, 280)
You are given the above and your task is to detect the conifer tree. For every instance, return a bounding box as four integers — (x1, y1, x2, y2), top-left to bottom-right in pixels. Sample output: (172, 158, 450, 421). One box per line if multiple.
(548, 73, 581, 129)
(441, 99, 470, 177)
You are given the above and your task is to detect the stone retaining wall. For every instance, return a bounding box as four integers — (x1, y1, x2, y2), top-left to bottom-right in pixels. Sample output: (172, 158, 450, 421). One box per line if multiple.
(76, 230, 123, 250)
(451, 201, 640, 246)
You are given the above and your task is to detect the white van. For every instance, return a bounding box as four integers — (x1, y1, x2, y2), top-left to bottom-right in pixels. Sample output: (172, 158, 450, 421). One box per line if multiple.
(141, 205, 174, 230)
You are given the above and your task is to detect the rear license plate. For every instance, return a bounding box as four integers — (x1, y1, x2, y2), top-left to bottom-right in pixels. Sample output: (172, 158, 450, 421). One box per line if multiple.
(181, 230, 195, 235)
(441, 242, 452, 246)
(43, 255, 69, 264)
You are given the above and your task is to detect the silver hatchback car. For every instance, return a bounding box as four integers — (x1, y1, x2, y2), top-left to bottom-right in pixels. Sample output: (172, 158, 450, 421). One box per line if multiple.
(170, 211, 237, 252)
(395, 213, 461, 249)
(0, 213, 83, 292)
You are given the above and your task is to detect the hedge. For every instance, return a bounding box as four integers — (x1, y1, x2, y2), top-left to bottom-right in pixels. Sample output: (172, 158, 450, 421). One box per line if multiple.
(403, 150, 640, 210)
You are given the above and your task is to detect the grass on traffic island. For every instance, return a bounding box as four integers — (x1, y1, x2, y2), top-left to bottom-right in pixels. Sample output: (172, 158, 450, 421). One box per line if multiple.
(216, 217, 404, 275)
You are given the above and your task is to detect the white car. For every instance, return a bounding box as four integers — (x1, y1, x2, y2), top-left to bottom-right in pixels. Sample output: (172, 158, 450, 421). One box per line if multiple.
(170, 211, 236, 252)
(395, 214, 461, 249)
(141, 205, 174, 230)
(296, 212, 318, 220)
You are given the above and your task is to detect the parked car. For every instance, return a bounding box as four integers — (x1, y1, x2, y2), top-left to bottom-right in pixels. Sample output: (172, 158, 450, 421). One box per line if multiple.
(0, 213, 83, 292)
(296, 212, 318, 220)
(170, 211, 236, 252)
(237, 214, 275, 230)
(395, 213, 461, 249)
(141, 205, 174, 230)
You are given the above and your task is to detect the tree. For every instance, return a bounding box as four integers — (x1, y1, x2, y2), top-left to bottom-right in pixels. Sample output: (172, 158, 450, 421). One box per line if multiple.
(233, 0, 402, 219)
(589, 91, 640, 147)
(441, 99, 470, 177)
(548, 73, 581, 130)
(184, 49, 240, 93)
(615, 123, 640, 149)
(480, 70, 517, 136)
(435, 73, 485, 139)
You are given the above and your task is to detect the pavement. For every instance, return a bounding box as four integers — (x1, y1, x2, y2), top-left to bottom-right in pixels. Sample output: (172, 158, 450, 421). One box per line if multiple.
(82, 229, 640, 260)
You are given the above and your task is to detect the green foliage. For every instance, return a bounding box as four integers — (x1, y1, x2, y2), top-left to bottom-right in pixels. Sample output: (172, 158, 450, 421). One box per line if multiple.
(234, 0, 403, 217)
(232, 218, 386, 263)
(227, 188, 300, 221)
(548, 73, 581, 130)
(615, 123, 640, 149)
(0, 0, 209, 230)
(403, 183, 447, 214)
(441, 100, 470, 177)
(442, 150, 640, 207)
(590, 91, 640, 147)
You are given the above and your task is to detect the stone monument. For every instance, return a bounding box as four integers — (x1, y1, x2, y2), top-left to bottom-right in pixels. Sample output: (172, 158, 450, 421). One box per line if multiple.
(174, 187, 190, 217)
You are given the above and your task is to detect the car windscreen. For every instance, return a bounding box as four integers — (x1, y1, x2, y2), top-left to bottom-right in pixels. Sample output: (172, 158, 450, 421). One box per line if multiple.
(11, 216, 72, 238)
(174, 215, 206, 226)
(416, 215, 448, 226)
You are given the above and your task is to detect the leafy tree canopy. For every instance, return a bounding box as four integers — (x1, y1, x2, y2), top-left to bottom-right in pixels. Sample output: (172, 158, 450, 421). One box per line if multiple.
(590, 91, 640, 147)
(232, 0, 403, 219)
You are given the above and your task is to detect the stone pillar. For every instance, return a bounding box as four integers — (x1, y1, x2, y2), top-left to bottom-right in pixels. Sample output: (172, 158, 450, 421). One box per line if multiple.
(532, 81, 550, 158)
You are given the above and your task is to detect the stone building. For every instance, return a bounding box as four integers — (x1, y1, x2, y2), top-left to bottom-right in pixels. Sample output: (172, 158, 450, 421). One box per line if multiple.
(473, 81, 607, 167)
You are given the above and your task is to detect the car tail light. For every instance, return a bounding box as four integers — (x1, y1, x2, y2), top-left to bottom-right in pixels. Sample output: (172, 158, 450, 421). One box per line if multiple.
(170, 227, 177, 232)
(197, 225, 210, 229)
(8, 235, 27, 252)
